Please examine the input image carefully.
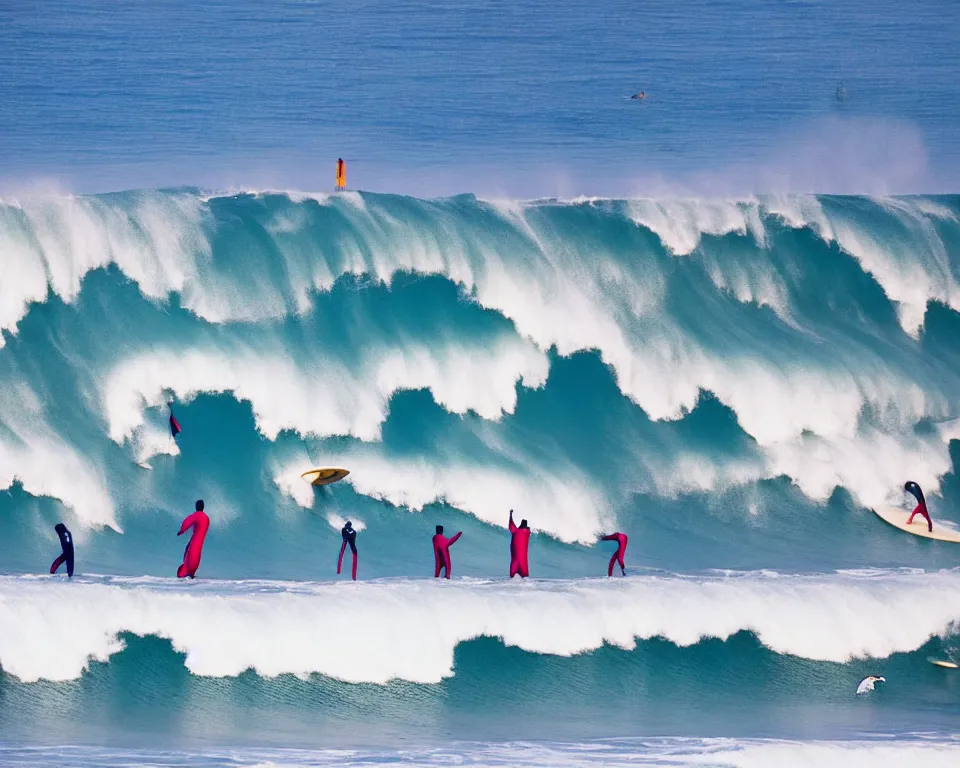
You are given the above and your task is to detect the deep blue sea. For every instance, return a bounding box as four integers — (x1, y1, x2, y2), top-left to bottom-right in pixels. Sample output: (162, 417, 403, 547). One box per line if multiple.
(2, 1, 960, 766)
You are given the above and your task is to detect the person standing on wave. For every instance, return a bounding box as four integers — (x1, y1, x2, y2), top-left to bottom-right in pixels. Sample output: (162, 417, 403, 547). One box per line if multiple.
(50, 523, 75, 577)
(600, 532, 628, 576)
(508, 509, 530, 578)
(338, 520, 358, 580)
(177, 500, 210, 578)
(905, 481, 932, 532)
(432, 525, 462, 579)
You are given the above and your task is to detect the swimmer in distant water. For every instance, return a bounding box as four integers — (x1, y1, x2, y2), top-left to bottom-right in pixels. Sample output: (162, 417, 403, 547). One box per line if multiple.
(338, 520, 358, 580)
(50, 523, 74, 577)
(508, 509, 530, 578)
(856, 675, 885, 695)
(905, 481, 932, 532)
(601, 532, 628, 576)
(631, 90, 646, 100)
(432, 525, 462, 579)
(836, 83, 847, 101)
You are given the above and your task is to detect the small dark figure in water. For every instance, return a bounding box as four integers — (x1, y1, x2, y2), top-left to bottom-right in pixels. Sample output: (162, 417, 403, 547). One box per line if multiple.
(338, 520, 358, 580)
(50, 523, 74, 577)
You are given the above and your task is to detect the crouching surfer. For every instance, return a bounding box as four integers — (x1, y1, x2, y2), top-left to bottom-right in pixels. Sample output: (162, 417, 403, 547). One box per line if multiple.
(338, 520, 358, 580)
(905, 481, 932, 532)
(50, 523, 75, 577)
(509, 509, 530, 578)
(601, 531, 628, 576)
(432, 525, 462, 579)
(177, 500, 210, 578)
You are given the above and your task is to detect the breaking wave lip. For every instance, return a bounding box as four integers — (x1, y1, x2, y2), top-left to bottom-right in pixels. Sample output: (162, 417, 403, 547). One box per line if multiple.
(2, 569, 959, 684)
(271, 446, 611, 544)
(102, 335, 548, 446)
(0, 383, 119, 531)
(1, 189, 957, 340)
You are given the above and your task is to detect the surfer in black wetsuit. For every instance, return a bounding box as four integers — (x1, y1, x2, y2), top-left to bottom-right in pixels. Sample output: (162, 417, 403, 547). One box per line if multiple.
(50, 523, 75, 577)
(338, 520, 358, 580)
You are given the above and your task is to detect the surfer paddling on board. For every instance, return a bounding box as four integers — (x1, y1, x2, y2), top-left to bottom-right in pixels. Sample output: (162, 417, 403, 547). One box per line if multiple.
(338, 520, 358, 580)
(508, 509, 531, 578)
(433, 525, 462, 579)
(601, 532, 628, 576)
(905, 481, 932, 532)
(177, 500, 210, 578)
(50, 523, 75, 577)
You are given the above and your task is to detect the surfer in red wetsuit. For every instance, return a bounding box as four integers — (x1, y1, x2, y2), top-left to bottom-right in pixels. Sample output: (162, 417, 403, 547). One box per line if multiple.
(601, 532, 628, 576)
(905, 480, 932, 532)
(177, 500, 210, 578)
(508, 509, 530, 578)
(432, 525, 462, 579)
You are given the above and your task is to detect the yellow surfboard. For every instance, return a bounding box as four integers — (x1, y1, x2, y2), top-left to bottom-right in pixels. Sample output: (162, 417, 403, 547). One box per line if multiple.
(930, 659, 959, 669)
(871, 505, 960, 543)
(301, 467, 350, 487)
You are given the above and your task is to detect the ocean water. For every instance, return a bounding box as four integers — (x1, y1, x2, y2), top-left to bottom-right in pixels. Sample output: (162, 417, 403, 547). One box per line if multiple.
(2, 1, 960, 766)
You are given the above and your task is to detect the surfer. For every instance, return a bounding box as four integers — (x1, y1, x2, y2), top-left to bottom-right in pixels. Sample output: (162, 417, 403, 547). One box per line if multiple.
(49, 523, 75, 577)
(508, 509, 530, 578)
(432, 525, 462, 579)
(338, 520, 358, 580)
(601, 532, 628, 576)
(631, 90, 646, 100)
(336, 158, 346, 191)
(905, 481, 932, 532)
(177, 500, 210, 578)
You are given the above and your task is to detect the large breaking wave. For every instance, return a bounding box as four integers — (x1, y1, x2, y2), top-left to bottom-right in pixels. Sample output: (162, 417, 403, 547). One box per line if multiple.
(1, 189, 959, 554)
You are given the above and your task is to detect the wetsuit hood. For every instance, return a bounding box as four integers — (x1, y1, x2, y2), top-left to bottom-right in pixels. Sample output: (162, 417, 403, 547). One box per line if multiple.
(905, 481, 925, 506)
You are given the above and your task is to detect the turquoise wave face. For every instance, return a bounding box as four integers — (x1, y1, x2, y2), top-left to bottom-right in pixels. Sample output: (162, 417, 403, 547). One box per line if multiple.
(1, 190, 960, 576)
(2, 190, 960, 750)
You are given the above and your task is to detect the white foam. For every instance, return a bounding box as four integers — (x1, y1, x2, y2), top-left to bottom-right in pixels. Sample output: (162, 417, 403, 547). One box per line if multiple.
(102, 335, 548, 447)
(274, 446, 610, 543)
(764, 427, 953, 508)
(626, 197, 766, 256)
(765, 195, 960, 337)
(0, 383, 119, 530)
(2, 569, 959, 683)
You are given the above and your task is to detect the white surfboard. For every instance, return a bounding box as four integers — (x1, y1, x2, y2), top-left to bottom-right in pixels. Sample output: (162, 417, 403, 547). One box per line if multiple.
(872, 506, 960, 543)
(930, 659, 959, 669)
